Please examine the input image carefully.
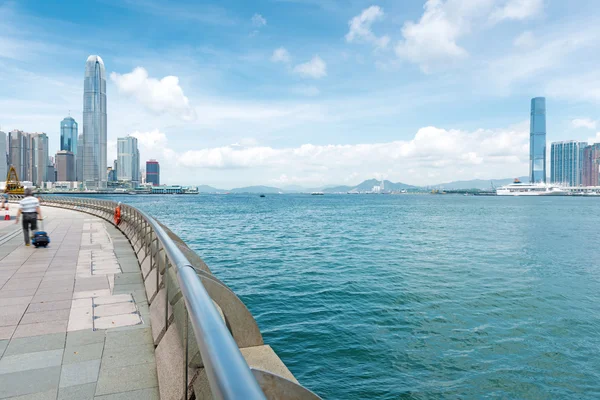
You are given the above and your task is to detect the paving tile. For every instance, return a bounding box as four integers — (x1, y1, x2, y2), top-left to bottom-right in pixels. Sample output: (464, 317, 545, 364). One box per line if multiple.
(0, 348, 64, 374)
(63, 342, 104, 364)
(0, 367, 61, 399)
(93, 387, 160, 400)
(35, 285, 73, 296)
(104, 327, 153, 349)
(59, 359, 101, 388)
(113, 273, 142, 285)
(12, 320, 67, 338)
(72, 298, 92, 309)
(94, 302, 137, 318)
(92, 295, 132, 306)
(94, 363, 158, 396)
(72, 290, 110, 299)
(2, 278, 42, 290)
(27, 300, 71, 313)
(67, 305, 93, 332)
(32, 292, 74, 303)
(4, 332, 66, 356)
(4, 388, 57, 400)
(0, 288, 37, 298)
(0, 311, 25, 327)
(0, 339, 7, 357)
(57, 382, 96, 400)
(93, 313, 141, 330)
(0, 296, 32, 307)
(100, 342, 154, 369)
(65, 329, 105, 348)
(20, 308, 70, 324)
(0, 325, 16, 340)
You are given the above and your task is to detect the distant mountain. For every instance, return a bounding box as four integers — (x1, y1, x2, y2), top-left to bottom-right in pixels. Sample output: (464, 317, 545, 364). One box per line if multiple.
(321, 179, 418, 193)
(196, 185, 224, 193)
(229, 185, 282, 194)
(432, 176, 529, 190)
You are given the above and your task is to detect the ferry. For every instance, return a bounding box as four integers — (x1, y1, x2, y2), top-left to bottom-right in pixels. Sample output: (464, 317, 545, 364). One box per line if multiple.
(496, 179, 567, 196)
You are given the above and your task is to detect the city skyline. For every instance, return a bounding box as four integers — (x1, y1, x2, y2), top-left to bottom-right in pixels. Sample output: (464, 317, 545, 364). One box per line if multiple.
(2, 1, 600, 187)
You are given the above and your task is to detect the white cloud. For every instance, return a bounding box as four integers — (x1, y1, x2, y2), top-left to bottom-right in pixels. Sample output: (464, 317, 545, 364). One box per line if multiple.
(173, 123, 529, 185)
(110, 67, 196, 121)
(293, 56, 327, 79)
(513, 30, 535, 47)
(345, 6, 390, 49)
(395, 0, 483, 72)
(271, 47, 291, 63)
(130, 129, 168, 149)
(251, 13, 267, 27)
(572, 118, 597, 130)
(490, 0, 543, 23)
(395, 0, 544, 72)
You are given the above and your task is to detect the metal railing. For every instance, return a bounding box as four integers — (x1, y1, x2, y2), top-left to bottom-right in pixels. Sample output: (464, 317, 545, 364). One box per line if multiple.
(21, 195, 267, 400)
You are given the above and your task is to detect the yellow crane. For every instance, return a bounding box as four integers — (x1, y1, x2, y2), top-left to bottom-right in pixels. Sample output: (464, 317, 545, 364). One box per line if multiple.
(5, 166, 24, 195)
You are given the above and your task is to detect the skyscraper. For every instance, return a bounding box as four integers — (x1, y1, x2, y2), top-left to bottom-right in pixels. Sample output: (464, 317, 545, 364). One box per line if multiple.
(582, 144, 600, 186)
(83, 55, 107, 189)
(31, 133, 49, 186)
(0, 131, 7, 181)
(146, 160, 160, 186)
(550, 141, 586, 186)
(60, 116, 78, 153)
(530, 97, 546, 183)
(76, 133, 83, 181)
(9, 130, 28, 181)
(117, 136, 140, 186)
(56, 151, 75, 181)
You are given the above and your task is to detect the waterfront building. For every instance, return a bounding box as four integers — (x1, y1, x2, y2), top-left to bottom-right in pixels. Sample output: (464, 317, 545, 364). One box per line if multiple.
(0, 131, 7, 181)
(117, 136, 140, 186)
(31, 133, 49, 186)
(82, 55, 107, 189)
(9, 130, 28, 181)
(46, 164, 56, 183)
(550, 141, 586, 186)
(76, 133, 84, 181)
(530, 97, 546, 183)
(582, 144, 600, 186)
(60, 116, 78, 153)
(56, 150, 75, 181)
(146, 160, 160, 186)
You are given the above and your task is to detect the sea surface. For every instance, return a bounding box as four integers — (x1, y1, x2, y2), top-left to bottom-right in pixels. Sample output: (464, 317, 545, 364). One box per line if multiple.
(81, 194, 600, 399)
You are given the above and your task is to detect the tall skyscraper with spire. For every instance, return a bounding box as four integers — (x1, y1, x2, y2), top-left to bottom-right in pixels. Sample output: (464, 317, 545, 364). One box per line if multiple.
(60, 115, 78, 153)
(82, 55, 107, 189)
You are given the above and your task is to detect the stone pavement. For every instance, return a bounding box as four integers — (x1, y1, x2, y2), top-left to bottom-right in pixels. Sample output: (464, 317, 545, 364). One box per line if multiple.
(0, 206, 159, 399)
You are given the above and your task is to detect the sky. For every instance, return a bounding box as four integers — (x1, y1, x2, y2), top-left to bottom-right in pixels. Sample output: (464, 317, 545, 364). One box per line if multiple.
(1, 0, 600, 188)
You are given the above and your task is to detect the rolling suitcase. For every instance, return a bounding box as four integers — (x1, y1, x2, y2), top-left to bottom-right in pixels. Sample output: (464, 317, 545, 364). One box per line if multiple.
(32, 218, 50, 248)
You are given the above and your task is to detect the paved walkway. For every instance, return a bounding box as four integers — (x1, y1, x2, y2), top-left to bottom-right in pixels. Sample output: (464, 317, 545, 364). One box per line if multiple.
(0, 206, 159, 399)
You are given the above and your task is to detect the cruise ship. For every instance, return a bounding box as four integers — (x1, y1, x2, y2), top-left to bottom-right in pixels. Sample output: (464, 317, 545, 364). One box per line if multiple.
(496, 179, 567, 196)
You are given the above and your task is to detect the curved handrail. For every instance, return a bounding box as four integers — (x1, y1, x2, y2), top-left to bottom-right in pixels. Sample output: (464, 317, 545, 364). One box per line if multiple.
(29, 195, 267, 400)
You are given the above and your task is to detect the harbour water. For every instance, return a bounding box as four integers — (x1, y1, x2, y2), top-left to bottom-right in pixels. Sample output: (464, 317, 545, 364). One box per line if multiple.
(86, 194, 600, 399)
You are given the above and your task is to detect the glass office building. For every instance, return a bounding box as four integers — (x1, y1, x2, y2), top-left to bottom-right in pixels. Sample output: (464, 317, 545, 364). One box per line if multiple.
(550, 141, 586, 186)
(530, 97, 546, 183)
(60, 117, 78, 154)
(117, 136, 140, 186)
(146, 160, 160, 186)
(83, 55, 107, 189)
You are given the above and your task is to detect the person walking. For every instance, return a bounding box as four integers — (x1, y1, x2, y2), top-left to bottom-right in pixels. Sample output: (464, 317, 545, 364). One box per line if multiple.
(15, 188, 42, 246)
(1, 192, 8, 210)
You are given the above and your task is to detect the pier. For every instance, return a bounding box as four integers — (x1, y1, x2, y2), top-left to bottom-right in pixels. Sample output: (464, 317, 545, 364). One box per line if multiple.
(0, 197, 317, 399)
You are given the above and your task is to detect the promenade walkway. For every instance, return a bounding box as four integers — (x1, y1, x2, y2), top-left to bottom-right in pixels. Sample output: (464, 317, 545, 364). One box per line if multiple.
(0, 206, 159, 399)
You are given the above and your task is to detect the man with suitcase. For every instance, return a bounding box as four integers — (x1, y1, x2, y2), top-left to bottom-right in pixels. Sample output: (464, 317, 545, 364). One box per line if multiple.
(15, 188, 43, 247)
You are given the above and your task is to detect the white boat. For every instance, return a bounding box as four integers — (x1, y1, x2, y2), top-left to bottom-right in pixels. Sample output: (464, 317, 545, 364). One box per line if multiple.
(496, 180, 567, 196)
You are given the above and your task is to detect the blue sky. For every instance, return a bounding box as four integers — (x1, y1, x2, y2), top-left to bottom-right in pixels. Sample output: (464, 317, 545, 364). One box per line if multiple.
(1, 0, 600, 187)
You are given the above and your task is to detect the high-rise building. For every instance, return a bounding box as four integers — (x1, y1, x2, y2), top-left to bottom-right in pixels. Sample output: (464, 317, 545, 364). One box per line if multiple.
(9, 130, 27, 180)
(530, 97, 546, 183)
(76, 133, 84, 181)
(582, 144, 600, 186)
(117, 136, 140, 186)
(0, 131, 7, 181)
(550, 141, 586, 186)
(60, 116, 78, 153)
(83, 55, 107, 189)
(146, 160, 160, 186)
(31, 133, 49, 186)
(56, 151, 75, 181)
